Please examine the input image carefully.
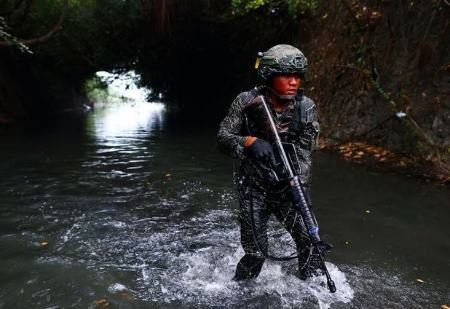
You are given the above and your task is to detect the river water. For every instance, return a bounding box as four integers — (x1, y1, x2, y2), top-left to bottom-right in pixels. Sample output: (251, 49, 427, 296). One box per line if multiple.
(0, 102, 449, 308)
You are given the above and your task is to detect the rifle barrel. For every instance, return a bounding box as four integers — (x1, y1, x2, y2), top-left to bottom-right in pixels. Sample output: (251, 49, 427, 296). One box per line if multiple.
(259, 95, 336, 293)
(259, 96, 320, 242)
(260, 96, 295, 178)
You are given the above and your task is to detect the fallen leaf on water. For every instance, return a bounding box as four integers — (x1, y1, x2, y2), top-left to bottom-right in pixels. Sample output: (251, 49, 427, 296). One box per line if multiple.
(95, 298, 109, 307)
(416, 278, 425, 283)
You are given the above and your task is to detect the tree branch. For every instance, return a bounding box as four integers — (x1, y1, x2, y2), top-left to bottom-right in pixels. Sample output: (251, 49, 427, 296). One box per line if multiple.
(0, 0, 68, 47)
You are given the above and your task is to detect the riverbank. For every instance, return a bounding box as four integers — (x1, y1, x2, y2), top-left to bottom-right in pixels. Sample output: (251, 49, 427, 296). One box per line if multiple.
(320, 139, 450, 186)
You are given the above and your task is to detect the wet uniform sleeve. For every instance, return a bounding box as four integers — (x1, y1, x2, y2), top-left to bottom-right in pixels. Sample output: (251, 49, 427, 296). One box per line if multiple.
(306, 100, 320, 152)
(296, 97, 320, 185)
(217, 92, 251, 159)
(312, 107, 320, 151)
(299, 97, 320, 154)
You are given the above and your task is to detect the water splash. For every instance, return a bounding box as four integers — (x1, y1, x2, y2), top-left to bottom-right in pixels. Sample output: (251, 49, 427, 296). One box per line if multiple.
(167, 246, 354, 308)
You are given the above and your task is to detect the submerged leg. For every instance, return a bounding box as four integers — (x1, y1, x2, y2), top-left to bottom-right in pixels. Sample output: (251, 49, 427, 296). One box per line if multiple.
(234, 185, 270, 281)
(270, 189, 320, 279)
(234, 254, 265, 281)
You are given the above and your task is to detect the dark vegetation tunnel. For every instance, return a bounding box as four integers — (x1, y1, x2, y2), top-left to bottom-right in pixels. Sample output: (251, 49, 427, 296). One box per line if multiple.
(0, 0, 449, 172)
(0, 0, 313, 124)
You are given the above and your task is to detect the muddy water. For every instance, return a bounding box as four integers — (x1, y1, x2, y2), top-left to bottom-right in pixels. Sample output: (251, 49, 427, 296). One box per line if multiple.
(0, 103, 448, 308)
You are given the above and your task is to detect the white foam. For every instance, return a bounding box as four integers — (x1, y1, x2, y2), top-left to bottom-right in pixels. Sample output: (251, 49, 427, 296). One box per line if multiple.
(46, 204, 356, 307)
(108, 283, 128, 293)
(170, 243, 354, 308)
(109, 221, 127, 229)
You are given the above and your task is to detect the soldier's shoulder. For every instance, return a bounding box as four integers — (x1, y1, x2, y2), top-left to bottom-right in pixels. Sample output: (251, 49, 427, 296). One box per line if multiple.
(300, 95, 316, 110)
(233, 87, 261, 106)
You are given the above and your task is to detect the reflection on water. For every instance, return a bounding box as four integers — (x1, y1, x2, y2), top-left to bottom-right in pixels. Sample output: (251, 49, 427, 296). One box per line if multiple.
(91, 102, 165, 143)
(0, 102, 449, 308)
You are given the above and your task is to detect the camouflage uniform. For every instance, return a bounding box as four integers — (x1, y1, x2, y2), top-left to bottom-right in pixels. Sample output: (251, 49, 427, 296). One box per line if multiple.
(217, 84, 320, 279)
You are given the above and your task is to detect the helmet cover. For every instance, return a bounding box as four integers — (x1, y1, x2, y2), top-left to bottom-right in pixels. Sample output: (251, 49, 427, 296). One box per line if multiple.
(257, 44, 308, 81)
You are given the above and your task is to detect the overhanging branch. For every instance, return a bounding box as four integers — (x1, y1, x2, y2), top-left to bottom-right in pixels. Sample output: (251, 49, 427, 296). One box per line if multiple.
(0, 0, 68, 47)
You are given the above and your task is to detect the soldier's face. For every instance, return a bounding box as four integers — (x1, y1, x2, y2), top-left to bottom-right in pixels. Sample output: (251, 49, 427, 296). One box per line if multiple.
(271, 74, 301, 97)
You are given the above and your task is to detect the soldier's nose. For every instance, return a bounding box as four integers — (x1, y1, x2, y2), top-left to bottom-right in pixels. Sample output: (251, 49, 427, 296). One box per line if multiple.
(289, 76, 299, 85)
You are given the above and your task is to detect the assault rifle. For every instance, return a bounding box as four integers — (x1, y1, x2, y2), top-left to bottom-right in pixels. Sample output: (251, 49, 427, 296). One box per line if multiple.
(259, 96, 337, 293)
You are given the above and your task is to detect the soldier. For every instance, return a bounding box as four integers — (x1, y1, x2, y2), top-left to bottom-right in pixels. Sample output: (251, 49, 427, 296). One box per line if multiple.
(217, 44, 320, 280)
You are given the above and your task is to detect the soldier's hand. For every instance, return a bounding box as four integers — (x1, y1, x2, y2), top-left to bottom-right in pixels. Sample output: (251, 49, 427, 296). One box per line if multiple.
(250, 139, 276, 165)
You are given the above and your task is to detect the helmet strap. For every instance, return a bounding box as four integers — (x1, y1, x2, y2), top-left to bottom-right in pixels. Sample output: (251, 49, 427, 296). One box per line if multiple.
(266, 86, 296, 101)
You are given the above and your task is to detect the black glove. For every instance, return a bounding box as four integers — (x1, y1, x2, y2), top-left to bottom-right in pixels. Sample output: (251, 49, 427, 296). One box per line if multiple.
(250, 139, 276, 165)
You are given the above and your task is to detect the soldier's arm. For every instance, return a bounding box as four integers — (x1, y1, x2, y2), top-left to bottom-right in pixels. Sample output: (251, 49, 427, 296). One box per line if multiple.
(309, 100, 320, 152)
(299, 97, 320, 154)
(217, 92, 252, 159)
(296, 98, 320, 185)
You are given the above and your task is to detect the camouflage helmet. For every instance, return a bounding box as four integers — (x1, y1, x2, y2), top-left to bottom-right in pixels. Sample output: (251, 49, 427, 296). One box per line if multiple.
(256, 44, 308, 81)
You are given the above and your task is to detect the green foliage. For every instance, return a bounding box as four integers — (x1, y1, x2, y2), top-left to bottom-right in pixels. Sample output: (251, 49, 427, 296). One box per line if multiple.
(84, 74, 138, 104)
(287, 0, 320, 16)
(0, 0, 143, 73)
(232, 0, 266, 13)
(231, 0, 321, 17)
(85, 76, 108, 102)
